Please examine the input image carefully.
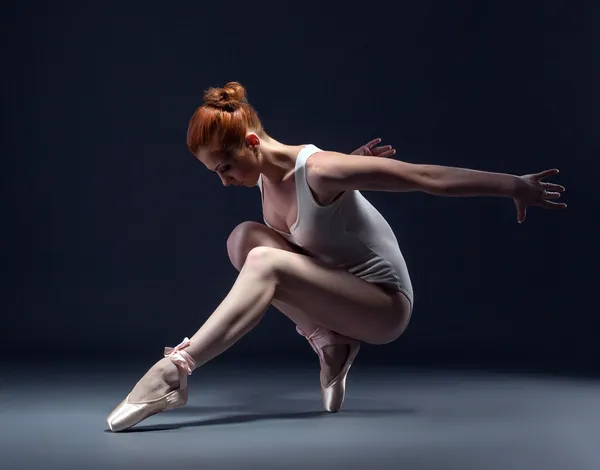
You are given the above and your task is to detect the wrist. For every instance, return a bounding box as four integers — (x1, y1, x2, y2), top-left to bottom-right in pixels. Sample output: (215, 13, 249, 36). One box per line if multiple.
(507, 174, 523, 198)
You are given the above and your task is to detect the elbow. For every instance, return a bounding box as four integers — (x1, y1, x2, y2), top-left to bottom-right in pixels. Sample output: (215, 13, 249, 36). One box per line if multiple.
(417, 170, 449, 195)
(428, 179, 451, 195)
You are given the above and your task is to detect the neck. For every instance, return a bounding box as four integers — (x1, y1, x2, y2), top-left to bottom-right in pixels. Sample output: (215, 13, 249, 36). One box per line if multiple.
(258, 137, 305, 183)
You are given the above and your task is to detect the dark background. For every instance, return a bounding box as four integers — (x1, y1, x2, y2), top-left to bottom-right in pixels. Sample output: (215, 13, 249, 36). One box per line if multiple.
(3, 1, 597, 372)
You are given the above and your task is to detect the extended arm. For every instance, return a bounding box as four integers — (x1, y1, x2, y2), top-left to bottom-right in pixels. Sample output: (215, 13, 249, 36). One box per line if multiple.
(309, 151, 566, 222)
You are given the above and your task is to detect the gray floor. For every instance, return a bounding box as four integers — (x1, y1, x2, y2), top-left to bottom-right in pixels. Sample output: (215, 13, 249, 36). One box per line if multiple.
(1, 363, 599, 470)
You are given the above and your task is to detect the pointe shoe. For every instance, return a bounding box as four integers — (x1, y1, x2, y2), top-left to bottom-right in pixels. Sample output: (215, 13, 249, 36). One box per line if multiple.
(107, 337, 197, 432)
(297, 326, 360, 413)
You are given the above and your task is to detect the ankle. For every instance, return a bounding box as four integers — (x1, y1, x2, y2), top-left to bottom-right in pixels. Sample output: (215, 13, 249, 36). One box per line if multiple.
(156, 357, 180, 388)
(297, 325, 338, 343)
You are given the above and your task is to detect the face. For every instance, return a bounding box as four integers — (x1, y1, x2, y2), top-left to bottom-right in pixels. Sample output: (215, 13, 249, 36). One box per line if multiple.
(196, 134, 261, 187)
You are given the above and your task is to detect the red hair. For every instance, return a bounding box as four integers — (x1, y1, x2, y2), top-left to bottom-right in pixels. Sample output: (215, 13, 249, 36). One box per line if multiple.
(186, 82, 266, 155)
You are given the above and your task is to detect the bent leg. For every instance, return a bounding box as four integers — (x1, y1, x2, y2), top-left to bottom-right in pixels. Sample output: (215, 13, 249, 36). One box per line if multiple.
(226, 221, 321, 334)
(226, 221, 411, 342)
(182, 237, 410, 372)
(225, 221, 411, 386)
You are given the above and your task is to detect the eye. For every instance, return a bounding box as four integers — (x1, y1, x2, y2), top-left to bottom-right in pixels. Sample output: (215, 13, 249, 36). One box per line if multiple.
(219, 164, 231, 173)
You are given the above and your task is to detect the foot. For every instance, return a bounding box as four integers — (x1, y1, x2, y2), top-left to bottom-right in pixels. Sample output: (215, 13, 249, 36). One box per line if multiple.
(320, 344, 350, 386)
(128, 357, 180, 403)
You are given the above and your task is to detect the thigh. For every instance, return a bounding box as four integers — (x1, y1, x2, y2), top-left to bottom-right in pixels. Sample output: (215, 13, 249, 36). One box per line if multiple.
(246, 246, 412, 345)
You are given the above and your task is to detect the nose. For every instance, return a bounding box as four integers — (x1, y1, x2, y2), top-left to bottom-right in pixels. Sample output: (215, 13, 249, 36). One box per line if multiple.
(218, 174, 230, 186)
(219, 175, 237, 187)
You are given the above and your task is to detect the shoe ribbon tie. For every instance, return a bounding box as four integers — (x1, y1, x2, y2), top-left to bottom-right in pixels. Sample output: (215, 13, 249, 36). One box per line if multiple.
(297, 327, 336, 362)
(164, 337, 197, 375)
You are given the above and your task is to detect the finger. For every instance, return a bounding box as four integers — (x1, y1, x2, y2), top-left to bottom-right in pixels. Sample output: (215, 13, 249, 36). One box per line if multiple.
(371, 145, 391, 154)
(543, 191, 562, 200)
(371, 150, 396, 158)
(516, 201, 527, 223)
(537, 168, 559, 180)
(365, 138, 382, 149)
(542, 200, 567, 209)
(372, 146, 395, 157)
(542, 182, 565, 192)
(376, 149, 396, 158)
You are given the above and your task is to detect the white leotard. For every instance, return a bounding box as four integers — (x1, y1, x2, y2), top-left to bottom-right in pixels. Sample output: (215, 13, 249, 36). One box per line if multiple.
(257, 144, 414, 306)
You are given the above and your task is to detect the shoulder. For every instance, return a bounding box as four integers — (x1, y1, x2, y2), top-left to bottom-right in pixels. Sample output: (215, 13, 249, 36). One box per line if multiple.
(305, 150, 344, 174)
(306, 150, 385, 192)
(305, 151, 350, 205)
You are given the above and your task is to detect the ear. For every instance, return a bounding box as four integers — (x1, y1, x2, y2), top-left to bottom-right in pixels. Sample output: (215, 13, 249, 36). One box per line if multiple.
(245, 132, 260, 148)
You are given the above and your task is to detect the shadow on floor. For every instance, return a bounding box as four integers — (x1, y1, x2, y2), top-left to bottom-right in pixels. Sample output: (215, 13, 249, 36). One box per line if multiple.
(104, 406, 417, 433)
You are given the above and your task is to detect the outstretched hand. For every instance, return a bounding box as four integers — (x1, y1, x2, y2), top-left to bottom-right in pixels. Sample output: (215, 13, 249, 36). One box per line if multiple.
(514, 169, 567, 223)
(351, 138, 396, 158)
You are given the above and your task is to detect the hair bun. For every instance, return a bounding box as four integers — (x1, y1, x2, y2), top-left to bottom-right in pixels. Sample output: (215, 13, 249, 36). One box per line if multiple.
(203, 82, 247, 111)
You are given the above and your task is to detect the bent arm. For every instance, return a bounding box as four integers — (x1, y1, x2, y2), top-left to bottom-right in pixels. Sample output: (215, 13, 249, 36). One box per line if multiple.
(311, 151, 520, 198)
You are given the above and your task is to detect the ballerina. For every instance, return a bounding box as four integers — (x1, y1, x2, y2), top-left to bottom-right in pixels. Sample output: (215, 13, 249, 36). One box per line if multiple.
(107, 82, 566, 432)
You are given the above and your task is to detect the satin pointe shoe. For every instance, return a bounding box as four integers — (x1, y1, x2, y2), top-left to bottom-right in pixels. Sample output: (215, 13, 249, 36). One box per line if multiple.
(106, 337, 197, 432)
(297, 326, 361, 413)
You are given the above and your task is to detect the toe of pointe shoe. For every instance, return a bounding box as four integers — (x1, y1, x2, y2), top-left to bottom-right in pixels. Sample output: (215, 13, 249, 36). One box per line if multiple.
(321, 343, 360, 413)
(107, 398, 129, 432)
(322, 380, 346, 413)
(106, 389, 187, 432)
(106, 395, 159, 432)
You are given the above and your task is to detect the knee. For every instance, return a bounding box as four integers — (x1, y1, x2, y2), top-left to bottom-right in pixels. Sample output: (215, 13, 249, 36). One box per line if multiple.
(226, 221, 265, 270)
(242, 246, 282, 283)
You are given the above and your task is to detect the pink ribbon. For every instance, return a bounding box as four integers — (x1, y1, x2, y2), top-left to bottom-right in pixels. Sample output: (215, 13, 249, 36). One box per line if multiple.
(297, 327, 329, 362)
(164, 337, 197, 375)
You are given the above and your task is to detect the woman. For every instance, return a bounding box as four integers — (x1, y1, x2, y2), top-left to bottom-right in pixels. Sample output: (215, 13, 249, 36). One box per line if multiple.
(107, 82, 566, 432)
